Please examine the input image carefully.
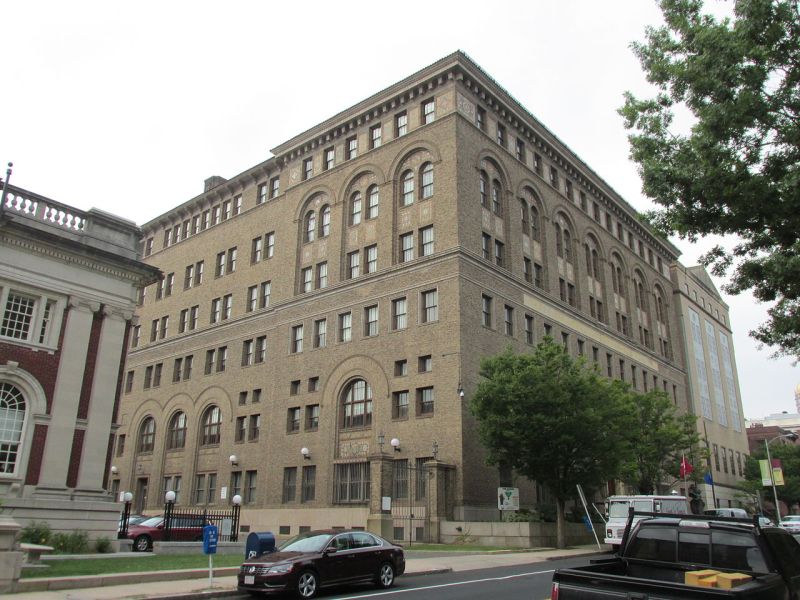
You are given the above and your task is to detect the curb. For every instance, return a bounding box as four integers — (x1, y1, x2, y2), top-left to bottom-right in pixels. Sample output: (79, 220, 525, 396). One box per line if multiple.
(546, 550, 609, 561)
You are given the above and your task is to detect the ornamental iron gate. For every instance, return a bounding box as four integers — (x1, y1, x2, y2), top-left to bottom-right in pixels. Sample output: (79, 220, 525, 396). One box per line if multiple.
(390, 459, 431, 545)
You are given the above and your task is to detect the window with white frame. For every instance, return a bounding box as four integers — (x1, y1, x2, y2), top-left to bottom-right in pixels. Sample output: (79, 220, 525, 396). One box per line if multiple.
(364, 305, 378, 337)
(350, 192, 362, 225)
(365, 245, 377, 274)
(400, 233, 414, 262)
(421, 290, 438, 323)
(347, 251, 360, 279)
(422, 98, 435, 124)
(401, 171, 414, 206)
(0, 383, 26, 475)
(420, 226, 434, 256)
(392, 297, 407, 330)
(421, 163, 434, 199)
(366, 186, 379, 219)
(0, 287, 62, 348)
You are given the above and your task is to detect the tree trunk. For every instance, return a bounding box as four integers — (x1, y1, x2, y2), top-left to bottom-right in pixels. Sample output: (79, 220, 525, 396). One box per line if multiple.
(556, 497, 566, 549)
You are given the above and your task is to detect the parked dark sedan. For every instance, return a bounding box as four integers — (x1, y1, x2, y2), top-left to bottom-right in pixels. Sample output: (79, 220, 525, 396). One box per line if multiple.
(237, 529, 405, 598)
(124, 515, 207, 551)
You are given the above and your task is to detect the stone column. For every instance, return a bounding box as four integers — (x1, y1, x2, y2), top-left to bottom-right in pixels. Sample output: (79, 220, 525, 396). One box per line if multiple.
(37, 298, 98, 493)
(0, 516, 22, 593)
(74, 307, 130, 496)
(366, 453, 393, 540)
(424, 459, 455, 543)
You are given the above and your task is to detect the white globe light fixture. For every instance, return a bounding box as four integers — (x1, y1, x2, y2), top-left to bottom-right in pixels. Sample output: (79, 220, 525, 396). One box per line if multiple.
(301, 447, 311, 460)
(390, 437, 401, 452)
(232, 494, 242, 506)
(165, 490, 176, 503)
(123, 491, 133, 503)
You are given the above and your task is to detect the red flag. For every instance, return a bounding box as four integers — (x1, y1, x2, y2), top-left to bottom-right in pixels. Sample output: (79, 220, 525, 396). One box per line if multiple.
(680, 454, 694, 478)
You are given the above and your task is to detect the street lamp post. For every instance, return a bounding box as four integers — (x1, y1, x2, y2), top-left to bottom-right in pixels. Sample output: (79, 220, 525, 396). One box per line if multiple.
(764, 433, 797, 525)
(118, 491, 133, 539)
(164, 490, 176, 541)
(231, 494, 242, 542)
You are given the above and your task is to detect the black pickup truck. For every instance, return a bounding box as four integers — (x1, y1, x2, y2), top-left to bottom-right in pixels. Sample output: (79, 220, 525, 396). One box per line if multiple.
(551, 512, 800, 599)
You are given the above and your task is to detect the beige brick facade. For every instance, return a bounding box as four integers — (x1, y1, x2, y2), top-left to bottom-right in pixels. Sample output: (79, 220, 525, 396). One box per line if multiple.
(113, 52, 749, 538)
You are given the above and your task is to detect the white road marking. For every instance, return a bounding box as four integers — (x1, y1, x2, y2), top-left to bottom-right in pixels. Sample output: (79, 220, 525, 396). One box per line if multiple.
(333, 569, 555, 598)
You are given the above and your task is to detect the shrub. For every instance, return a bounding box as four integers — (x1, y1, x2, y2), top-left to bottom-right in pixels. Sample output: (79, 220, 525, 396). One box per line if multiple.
(19, 521, 52, 546)
(51, 530, 89, 554)
(95, 537, 113, 554)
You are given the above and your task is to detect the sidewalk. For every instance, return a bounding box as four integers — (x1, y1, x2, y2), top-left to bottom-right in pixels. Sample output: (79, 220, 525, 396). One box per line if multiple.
(9, 545, 607, 599)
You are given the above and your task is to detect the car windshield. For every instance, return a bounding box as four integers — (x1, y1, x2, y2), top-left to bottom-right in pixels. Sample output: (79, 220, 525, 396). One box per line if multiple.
(609, 501, 632, 519)
(137, 517, 164, 527)
(278, 532, 333, 553)
(783, 516, 800, 522)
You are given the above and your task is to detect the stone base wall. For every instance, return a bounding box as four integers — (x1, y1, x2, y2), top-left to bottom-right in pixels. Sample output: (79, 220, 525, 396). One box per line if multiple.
(1, 497, 120, 542)
(440, 520, 600, 548)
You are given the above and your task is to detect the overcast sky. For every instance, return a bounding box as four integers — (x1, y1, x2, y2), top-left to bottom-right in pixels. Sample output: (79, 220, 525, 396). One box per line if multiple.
(2, 1, 796, 419)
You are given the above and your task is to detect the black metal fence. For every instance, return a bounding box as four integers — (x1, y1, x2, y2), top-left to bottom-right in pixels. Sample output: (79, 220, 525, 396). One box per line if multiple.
(162, 504, 241, 542)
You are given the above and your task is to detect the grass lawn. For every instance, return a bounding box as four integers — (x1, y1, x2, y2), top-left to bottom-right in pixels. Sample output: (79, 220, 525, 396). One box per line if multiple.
(22, 554, 244, 579)
(405, 543, 535, 552)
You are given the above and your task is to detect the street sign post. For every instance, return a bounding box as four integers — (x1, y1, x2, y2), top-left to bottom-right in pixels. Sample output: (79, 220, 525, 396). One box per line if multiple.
(203, 524, 218, 588)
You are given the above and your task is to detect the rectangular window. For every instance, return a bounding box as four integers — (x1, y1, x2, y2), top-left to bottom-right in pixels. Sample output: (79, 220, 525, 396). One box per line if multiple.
(339, 312, 352, 342)
(525, 314, 534, 344)
(347, 251, 360, 279)
(394, 359, 407, 376)
(370, 124, 382, 148)
(265, 232, 275, 258)
(242, 339, 254, 367)
(184, 264, 194, 289)
(494, 240, 505, 267)
(418, 387, 434, 415)
(194, 474, 206, 504)
(144, 238, 153, 256)
(395, 112, 407, 137)
(215, 251, 225, 277)
(301, 267, 313, 293)
(210, 298, 221, 323)
(549, 166, 559, 188)
(222, 199, 232, 221)
(235, 416, 246, 442)
(301, 466, 316, 503)
(222, 294, 232, 320)
(259, 281, 271, 309)
(257, 182, 268, 205)
(418, 355, 432, 372)
(481, 233, 491, 260)
(189, 306, 199, 330)
(150, 319, 158, 342)
(496, 123, 506, 147)
(400, 232, 414, 263)
(392, 297, 407, 330)
(212, 205, 221, 225)
(201, 209, 210, 230)
(422, 98, 435, 124)
(580, 191, 588, 212)
(282, 467, 297, 502)
(308, 377, 319, 392)
(247, 286, 257, 312)
(420, 226, 434, 257)
(316, 262, 328, 289)
(251, 237, 263, 263)
(393, 391, 409, 419)
(248, 414, 260, 441)
(131, 325, 141, 347)
(516, 139, 526, 162)
(217, 346, 227, 372)
(270, 176, 280, 199)
(346, 136, 358, 160)
(306, 404, 320, 430)
(125, 371, 134, 393)
(291, 325, 304, 353)
(255, 336, 266, 364)
(287, 407, 301, 433)
(533, 152, 542, 175)
(365, 245, 378, 274)
(364, 305, 378, 337)
(504, 305, 514, 335)
(333, 462, 370, 503)
(482, 294, 492, 327)
(303, 158, 313, 180)
(314, 318, 327, 348)
(421, 289, 438, 323)
(476, 106, 486, 130)
(324, 147, 335, 170)
(245, 470, 257, 504)
(565, 179, 573, 201)
(523, 257, 532, 283)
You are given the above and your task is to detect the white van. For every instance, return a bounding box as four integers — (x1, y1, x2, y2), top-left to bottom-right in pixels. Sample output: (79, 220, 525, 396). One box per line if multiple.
(703, 507, 748, 519)
(604, 495, 689, 548)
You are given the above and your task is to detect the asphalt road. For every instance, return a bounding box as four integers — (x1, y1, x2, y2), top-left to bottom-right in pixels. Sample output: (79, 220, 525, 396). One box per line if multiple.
(226, 555, 609, 600)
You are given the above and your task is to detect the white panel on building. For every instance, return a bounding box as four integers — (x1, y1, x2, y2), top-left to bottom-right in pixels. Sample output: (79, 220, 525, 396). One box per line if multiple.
(718, 332, 742, 432)
(705, 320, 727, 427)
(689, 309, 713, 419)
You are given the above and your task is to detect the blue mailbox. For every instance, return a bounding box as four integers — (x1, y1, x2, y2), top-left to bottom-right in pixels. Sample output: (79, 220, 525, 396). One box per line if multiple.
(245, 531, 276, 559)
(202, 524, 218, 555)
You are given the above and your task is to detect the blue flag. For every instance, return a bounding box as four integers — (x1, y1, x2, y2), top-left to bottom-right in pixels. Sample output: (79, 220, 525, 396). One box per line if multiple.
(704, 472, 714, 485)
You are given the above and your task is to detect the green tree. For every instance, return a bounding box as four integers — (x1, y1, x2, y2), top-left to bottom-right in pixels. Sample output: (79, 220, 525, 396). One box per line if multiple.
(621, 389, 702, 494)
(470, 340, 634, 548)
(744, 443, 800, 515)
(620, 0, 800, 357)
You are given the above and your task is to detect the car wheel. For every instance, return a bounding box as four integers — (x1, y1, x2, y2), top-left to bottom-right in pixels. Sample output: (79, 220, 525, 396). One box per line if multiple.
(133, 535, 152, 552)
(376, 562, 395, 589)
(296, 570, 318, 598)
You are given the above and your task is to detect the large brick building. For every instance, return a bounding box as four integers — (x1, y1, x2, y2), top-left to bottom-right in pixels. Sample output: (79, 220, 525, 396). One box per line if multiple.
(112, 52, 749, 540)
(0, 181, 159, 537)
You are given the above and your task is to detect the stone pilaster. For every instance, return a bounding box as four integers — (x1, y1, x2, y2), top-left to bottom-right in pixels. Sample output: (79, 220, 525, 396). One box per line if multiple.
(366, 453, 394, 540)
(74, 307, 130, 496)
(424, 459, 455, 543)
(36, 298, 98, 493)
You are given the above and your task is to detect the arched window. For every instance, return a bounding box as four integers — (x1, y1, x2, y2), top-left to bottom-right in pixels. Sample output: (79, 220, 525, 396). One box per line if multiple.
(137, 416, 155, 453)
(530, 205, 540, 241)
(0, 383, 25, 474)
(166, 411, 187, 450)
(320, 205, 331, 237)
(401, 171, 414, 207)
(585, 240, 600, 279)
(520, 200, 529, 234)
(611, 256, 626, 296)
(491, 180, 502, 215)
(303, 211, 316, 243)
(563, 229, 572, 263)
(555, 225, 564, 258)
(366, 186, 379, 219)
(421, 163, 434, 199)
(341, 379, 372, 429)
(200, 405, 221, 446)
(350, 192, 362, 225)
(634, 275, 647, 312)
(479, 171, 488, 208)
